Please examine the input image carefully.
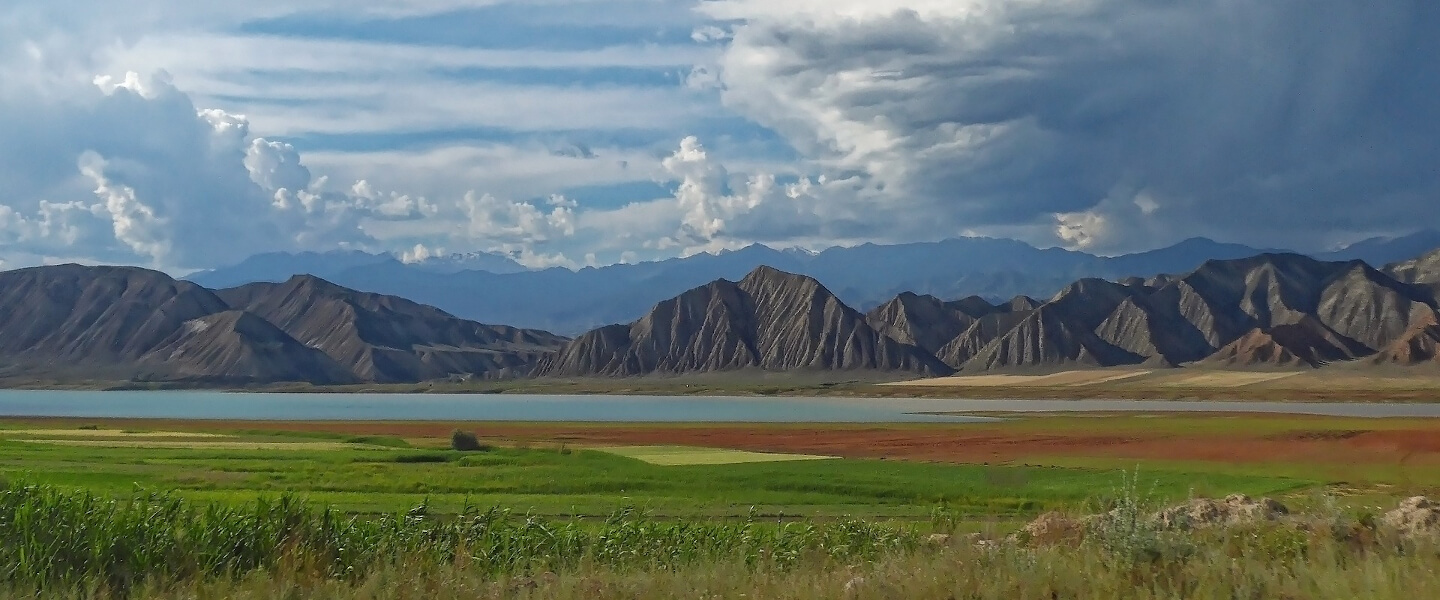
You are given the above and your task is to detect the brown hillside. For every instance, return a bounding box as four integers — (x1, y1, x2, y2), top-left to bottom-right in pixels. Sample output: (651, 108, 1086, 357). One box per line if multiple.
(1201, 317, 1369, 368)
(540, 266, 952, 377)
(1372, 311, 1440, 366)
(0, 265, 228, 365)
(140, 311, 359, 384)
(865, 292, 984, 354)
(218, 275, 566, 382)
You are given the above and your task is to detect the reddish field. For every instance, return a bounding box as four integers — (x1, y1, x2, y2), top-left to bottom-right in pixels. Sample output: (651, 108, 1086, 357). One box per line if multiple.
(7, 415, 1440, 471)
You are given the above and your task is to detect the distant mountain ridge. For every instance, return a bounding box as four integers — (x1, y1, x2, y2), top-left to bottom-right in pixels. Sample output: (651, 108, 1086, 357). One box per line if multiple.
(0, 266, 565, 385)
(186, 231, 1440, 336)
(4, 244, 1440, 385)
(860, 253, 1440, 373)
(536, 250, 1440, 378)
(219, 275, 565, 383)
(539, 267, 950, 377)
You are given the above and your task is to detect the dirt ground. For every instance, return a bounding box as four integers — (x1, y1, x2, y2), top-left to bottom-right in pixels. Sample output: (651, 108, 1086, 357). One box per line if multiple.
(871, 369, 1440, 400)
(7, 416, 1440, 470)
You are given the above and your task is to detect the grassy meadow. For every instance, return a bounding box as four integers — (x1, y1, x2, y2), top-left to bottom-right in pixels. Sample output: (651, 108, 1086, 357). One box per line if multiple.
(0, 421, 1312, 520)
(2, 413, 1440, 597)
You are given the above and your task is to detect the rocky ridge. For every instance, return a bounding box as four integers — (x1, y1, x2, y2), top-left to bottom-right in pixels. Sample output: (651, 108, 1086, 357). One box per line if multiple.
(864, 253, 1440, 372)
(218, 275, 566, 383)
(539, 267, 951, 377)
(0, 265, 566, 384)
(5, 244, 1440, 384)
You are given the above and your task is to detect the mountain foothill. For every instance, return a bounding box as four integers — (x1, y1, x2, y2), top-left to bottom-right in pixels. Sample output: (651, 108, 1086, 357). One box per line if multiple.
(1, 245, 1439, 385)
(0, 266, 565, 385)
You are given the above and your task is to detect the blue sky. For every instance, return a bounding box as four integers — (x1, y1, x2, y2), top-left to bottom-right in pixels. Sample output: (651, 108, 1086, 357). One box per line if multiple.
(0, 1, 1436, 272)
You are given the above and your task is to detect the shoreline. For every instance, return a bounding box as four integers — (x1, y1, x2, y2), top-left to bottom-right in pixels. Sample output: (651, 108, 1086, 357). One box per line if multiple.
(3, 378, 1440, 403)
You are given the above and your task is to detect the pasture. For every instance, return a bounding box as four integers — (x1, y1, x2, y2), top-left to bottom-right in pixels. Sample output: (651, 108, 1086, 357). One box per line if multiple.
(4, 412, 1439, 519)
(0, 426, 1300, 521)
(3, 413, 1440, 598)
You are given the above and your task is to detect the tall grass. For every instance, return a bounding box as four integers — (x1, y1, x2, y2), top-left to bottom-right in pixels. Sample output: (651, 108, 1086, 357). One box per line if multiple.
(26, 525, 1440, 599)
(0, 483, 916, 595)
(6, 481, 1440, 599)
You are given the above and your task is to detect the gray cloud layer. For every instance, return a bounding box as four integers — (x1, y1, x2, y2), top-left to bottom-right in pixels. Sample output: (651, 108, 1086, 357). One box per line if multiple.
(707, 0, 1440, 252)
(2, 1, 1437, 271)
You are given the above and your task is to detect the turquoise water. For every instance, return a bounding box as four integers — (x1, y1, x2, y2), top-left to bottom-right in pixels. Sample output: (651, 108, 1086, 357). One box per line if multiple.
(0, 391, 1437, 422)
(0, 391, 990, 422)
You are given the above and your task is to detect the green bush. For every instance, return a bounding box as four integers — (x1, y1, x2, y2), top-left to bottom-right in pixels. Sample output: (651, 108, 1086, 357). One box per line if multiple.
(450, 429, 488, 452)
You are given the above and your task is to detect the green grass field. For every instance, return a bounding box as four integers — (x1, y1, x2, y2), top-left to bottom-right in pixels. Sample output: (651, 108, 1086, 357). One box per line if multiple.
(0, 424, 1311, 521)
(3, 417, 1440, 598)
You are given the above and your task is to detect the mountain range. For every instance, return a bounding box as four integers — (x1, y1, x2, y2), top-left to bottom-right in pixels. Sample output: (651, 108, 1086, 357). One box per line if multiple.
(187, 231, 1440, 336)
(0, 266, 564, 385)
(539, 266, 950, 377)
(3, 244, 1439, 386)
(537, 248, 1440, 377)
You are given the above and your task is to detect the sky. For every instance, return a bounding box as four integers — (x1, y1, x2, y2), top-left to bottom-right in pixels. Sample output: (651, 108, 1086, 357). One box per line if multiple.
(0, 0, 1436, 272)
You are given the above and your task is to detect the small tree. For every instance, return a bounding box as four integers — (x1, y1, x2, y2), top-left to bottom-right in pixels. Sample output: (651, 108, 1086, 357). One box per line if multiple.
(450, 429, 484, 451)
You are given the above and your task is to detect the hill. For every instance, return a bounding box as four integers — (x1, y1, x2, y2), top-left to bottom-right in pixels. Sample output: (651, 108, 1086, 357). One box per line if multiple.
(0, 265, 564, 385)
(218, 276, 566, 382)
(868, 254, 1440, 372)
(539, 267, 951, 377)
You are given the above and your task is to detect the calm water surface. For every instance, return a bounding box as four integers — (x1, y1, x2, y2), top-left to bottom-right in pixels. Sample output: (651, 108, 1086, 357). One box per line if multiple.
(0, 390, 1438, 422)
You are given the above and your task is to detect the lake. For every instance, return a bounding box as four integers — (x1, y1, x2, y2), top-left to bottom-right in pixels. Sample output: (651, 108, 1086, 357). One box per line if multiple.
(1, 390, 1439, 422)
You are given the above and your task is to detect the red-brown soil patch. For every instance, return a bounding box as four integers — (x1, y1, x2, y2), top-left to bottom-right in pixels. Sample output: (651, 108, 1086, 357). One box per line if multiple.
(1346, 430, 1440, 454)
(7, 417, 1440, 468)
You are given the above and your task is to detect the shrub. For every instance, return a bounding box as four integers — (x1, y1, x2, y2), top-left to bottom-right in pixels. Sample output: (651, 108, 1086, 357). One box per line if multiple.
(450, 429, 488, 452)
(1086, 468, 1193, 565)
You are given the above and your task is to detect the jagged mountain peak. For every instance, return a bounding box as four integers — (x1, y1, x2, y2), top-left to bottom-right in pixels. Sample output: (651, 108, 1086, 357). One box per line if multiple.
(543, 267, 952, 377)
(1003, 295, 1042, 313)
(1051, 277, 1137, 303)
(277, 273, 394, 303)
(1387, 248, 1440, 295)
(947, 295, 998, 318)
(960, 305, 1145, 372)
(866, 292, 982, 354)
(1186, 252, 1338, 283)
(739, 264, 822, 290)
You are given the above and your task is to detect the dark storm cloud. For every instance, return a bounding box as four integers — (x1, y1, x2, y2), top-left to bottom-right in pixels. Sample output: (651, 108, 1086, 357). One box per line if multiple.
(713, 0, 1440, 251)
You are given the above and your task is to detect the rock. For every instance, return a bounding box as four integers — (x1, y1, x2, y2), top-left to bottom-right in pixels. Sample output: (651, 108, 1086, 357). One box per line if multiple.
(1021, 511, 1086, 546)
(1382, 496, 1440, 535)
(1153, 494, 1288, 529)
(924, 533, 952, 545)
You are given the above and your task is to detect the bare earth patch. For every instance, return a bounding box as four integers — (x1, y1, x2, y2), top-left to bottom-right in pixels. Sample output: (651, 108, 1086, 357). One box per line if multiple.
(885, 370, 1152, 387)
(16, 440, 379, 451)
(1153, 372, 1300, 387)
(0, 429, 226, 438)
(596, 445, 838, 466)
